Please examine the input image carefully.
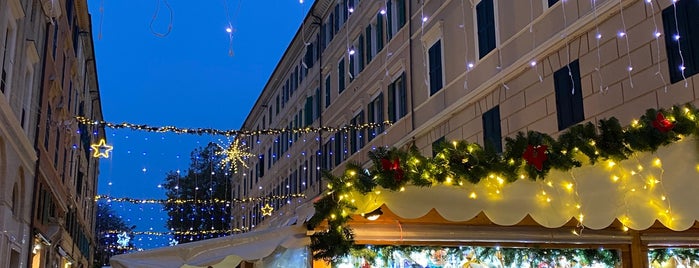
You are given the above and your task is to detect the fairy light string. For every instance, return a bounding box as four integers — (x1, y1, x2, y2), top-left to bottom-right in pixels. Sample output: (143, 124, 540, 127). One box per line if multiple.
(75, 116, 391, 136)
(645, 0, 668, 92)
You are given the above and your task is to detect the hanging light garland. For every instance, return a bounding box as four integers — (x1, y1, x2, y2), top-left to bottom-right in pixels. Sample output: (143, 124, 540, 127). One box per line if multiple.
(95, 193, 305, 205)
(75, 116, 391, 136)
(101, 228, 248, 236)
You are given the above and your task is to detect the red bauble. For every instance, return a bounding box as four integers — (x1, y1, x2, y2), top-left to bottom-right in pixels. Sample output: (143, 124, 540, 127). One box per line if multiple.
(381, 158, 404, 182)
(522, 144, 548, 171)
(652, 112, 675, 133)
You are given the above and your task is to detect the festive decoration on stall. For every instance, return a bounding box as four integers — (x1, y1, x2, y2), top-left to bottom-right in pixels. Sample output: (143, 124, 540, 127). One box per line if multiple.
(94, 193, 305, 205)
(522, 144, 548, 171)
(340, 245, 621, 267)
(652, 112, 675, 133)
(75, 116, 391, 136)
(307, 105, 699, 262)
(261, 203, 274, 216)
(91, 138, 114, 158)
(216, 137, 254, 173)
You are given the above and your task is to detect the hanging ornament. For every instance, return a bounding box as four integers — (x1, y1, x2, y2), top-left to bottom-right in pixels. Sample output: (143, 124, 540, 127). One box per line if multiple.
(261, 203, 274, 216)
(381, 158, 404, 182)
(91, 138, 114, 158)
(652, 112, 675, 133)
(522, 144, 548, 171)
(217, 137, 254, 173)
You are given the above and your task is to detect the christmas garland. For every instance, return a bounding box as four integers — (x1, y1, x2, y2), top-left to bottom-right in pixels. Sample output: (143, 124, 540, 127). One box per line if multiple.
(306, 104, 699, 262)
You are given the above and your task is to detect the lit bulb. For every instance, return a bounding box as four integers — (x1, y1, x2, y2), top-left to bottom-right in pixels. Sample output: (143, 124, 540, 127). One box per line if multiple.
(654, 31, 661, 38)
(618, 31, 626, 38)
(467, 62, 474, 69)
(674, 34, 680, 41)
(596, 33, 602, 39)
(627, 66, 633, 71)
(349, 7, 354, 13)
(226, 27, 233, 33)
(380, 9, 386, 15)
(530, 60, 537, 67)
(348, 49, 355, 55)
(422, 17, 428, 22)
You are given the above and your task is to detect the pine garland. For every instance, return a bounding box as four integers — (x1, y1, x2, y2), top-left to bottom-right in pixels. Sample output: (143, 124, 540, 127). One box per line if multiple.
(307, 104, 699, 261)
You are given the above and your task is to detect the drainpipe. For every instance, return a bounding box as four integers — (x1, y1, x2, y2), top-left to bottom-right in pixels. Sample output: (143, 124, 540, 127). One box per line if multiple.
(408, 0, 416, 135)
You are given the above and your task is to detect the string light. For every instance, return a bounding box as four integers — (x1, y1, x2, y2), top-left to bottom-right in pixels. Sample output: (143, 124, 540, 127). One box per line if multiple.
(75, 116, 391, 136)
(95, 193, 305, 204)
(618, 0, 634, 88)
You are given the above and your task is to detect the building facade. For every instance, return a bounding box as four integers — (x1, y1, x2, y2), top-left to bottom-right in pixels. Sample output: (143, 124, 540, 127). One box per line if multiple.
(29, 0, 104, 267)
(0, 0, 46, 266)
(0, 0, 104, 267)
(234, 0, 698, 266)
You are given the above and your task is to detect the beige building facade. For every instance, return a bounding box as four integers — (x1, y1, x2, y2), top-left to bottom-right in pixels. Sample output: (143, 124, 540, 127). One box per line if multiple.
(234, 0, 698, 266)
(1, 0, 103, 267)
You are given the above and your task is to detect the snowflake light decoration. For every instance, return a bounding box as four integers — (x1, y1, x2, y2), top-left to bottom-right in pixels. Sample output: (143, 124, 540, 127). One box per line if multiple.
(169, 238, 178, 246)
(116, 232, 130, 248)
(217, 137, 254, 173)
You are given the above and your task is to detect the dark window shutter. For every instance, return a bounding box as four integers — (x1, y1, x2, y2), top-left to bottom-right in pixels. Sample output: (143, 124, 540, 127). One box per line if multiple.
(349, 54, 355, 81)
(554, 60, 585, 130)
(482, 106, 503, 153)
(388, 82, 396, 122)
(359, 35, 365, 71)
(662, 0, 699, 83)
(548, 0, 559, 7)
(334, 5, 340, 33)
(399, 73, 407, 118)
(398, 0, 406, 28)
(377, 93, 384, 133)
(367, 102, 375, 141)
(428, 40, 443, 95)
(338, 59, 346, 93)
(334, 132, 342, 165)
(365, 26, 373, 62)
(387, 0, 393, 39)
(376, 14, 384, 51)
(305, 96, 313, 126)
(477, 0, 496, 58)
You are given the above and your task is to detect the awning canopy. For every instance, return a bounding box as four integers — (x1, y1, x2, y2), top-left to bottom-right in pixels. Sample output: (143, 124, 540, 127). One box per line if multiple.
(109, 224, 310, 268)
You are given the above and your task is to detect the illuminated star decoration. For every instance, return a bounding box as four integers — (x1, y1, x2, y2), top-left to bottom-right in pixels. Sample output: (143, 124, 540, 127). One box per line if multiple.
(261, 203, 274, 216)
(116, 232, 130, 248)
(217, 137, 254, 173)
(168, 238, 178, 246)
(91, 138, 113, 158)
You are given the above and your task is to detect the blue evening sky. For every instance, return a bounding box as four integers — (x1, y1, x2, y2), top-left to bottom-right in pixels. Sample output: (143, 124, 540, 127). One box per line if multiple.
(88, 0, 312, 248)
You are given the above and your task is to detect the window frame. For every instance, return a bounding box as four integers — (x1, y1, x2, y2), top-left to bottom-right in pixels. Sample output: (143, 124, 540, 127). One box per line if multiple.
(473, 0, 499, 59)
(553, 60, 585, 131)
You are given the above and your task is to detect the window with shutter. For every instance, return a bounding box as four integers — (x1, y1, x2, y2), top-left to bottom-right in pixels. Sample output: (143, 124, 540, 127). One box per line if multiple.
(338, 58, 346, 93)
(482, 106, 503, 153)
(662, 0, 699, 83)
(428, 40, 444, 95)
(476, 0, 496, 59)
(554, 60, 585, 130)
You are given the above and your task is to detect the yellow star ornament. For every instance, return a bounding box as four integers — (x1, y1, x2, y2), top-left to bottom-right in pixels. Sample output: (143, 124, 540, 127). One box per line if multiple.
(261, 203, 274, 216)
(91, 139, 113, 158)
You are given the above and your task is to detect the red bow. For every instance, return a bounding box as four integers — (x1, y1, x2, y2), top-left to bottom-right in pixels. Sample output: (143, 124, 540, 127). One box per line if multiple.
(522, 144, 548, 171)
(652, 112, 675, 133)
(381, 158, 404, 182)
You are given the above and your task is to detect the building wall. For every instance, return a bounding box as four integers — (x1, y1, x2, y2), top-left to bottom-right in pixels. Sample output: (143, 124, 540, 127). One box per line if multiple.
(0, 0, 47, 266)
(233, 0, 698, 233)
(30, 0, 104, 267)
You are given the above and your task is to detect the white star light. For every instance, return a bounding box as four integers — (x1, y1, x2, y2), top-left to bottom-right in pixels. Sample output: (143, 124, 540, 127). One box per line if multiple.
(117, 232, 130, 248)
(217, 137, 254, 173)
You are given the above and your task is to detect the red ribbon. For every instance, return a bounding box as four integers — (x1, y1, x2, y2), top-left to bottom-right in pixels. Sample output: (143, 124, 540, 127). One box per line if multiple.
(652, 112, 675, 133)
(522, 144, 548, 171)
